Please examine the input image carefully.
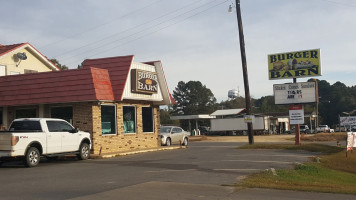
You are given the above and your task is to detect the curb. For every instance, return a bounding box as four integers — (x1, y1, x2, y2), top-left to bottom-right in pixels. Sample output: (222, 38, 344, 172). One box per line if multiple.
(90, 146, 186, 159)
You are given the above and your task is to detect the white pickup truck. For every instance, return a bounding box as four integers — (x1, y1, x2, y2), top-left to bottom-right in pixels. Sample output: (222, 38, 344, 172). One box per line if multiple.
(316, 125, 334, 133)
(0, 118, 91, 167)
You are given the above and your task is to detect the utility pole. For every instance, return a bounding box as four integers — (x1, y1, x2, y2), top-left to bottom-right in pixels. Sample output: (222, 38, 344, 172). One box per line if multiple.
(235, 0, 254, 144)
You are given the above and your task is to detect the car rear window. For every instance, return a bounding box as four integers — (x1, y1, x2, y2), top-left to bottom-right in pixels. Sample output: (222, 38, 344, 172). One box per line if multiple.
(9, 121, 42, 131)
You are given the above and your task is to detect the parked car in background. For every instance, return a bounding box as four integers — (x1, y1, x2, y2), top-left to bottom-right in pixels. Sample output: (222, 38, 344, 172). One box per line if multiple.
(335, 125, 347, 132)
(160, 126, 189, 146)
(316, 125, 331, 133)
(300, 125, 310, 134)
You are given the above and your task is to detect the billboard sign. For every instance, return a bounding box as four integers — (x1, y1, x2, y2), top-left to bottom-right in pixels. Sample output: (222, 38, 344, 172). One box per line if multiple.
(340, 116, 356, 126)
(289, 104, 304, 125)
(274, 82, 317, 104)
(268, 49, 321, 80)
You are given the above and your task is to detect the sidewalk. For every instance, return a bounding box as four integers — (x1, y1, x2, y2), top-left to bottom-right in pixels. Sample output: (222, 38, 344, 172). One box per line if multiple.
(90, 146, 186, 159)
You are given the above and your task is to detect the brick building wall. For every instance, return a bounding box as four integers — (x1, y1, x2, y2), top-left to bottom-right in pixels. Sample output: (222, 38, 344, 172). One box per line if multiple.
(3, 100, 161, 155)
(91, 101, 160, 155)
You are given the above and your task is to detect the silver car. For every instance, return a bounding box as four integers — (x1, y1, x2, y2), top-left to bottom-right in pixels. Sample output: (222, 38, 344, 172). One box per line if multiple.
(160, 126, 189, 146)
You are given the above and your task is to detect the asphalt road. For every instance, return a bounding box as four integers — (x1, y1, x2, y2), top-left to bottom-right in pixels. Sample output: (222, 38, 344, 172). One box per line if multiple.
(0, 141, 355, 200)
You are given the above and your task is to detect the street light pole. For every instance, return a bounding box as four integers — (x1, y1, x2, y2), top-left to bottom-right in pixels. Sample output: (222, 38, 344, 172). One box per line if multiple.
(234, 0, 254, 144)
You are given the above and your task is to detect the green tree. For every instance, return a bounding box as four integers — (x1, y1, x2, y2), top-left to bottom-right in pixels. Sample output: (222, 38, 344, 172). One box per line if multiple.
(160, 107, 179, 126)
(172, 81, 216, 115)
(50, 59, 69, 70)
(218, 96, 246, 110)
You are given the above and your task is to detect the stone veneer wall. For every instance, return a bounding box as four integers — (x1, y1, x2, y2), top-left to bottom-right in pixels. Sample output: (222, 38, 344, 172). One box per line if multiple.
(91, 100, 160, 155)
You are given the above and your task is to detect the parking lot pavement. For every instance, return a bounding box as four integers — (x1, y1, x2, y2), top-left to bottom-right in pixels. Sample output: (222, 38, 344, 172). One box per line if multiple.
(69, 182, 356, 200)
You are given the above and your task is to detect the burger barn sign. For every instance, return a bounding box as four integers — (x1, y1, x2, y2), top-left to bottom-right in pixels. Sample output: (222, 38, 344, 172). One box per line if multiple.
(268, 49, 321, 80)
(131, 69, 158, 95)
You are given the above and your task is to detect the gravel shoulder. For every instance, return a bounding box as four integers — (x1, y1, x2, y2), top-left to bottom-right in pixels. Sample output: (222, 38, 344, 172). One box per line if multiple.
(192, 135, 295, 143)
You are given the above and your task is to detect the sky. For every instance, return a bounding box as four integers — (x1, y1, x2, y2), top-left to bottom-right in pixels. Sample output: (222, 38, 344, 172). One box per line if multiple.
(1, 0, 355, 102)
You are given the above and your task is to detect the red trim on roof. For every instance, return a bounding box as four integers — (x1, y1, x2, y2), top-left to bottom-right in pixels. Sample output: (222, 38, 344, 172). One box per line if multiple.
(0, 43, 60, 71)
(26, 43, 60, 70)
(83, 55, 134, 101)
(0, 43, 26, 57)
(145, 60, 176, 105)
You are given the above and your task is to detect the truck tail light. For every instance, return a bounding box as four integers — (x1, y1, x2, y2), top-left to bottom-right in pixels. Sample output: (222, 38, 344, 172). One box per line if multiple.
(11, 136, 19, 146)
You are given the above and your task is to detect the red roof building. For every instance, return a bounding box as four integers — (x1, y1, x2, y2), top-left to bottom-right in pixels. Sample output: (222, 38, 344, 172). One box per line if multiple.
(0, 55, 175, 155)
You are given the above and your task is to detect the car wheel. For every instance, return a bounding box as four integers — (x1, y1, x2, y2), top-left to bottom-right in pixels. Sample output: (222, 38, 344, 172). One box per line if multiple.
(166, 138, 171, 146)
(24, 147, 40, 168)
(77, 143, 90, 160)
(182, 137, 188, 146)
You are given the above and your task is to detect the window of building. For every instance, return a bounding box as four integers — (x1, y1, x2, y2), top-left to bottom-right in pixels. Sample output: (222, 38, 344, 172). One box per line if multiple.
(123, 106, 136, 134)
(101, 105, 116, 135)
(142, 107, 154, 133)
(51, 106, 73, 124)
(16, 108, 36, 119)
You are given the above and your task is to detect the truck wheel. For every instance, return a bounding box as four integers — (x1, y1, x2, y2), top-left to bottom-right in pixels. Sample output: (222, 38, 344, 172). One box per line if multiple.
(182, 137, 188, 146)
(166, 138, 171, 146)
(77, 143, 90, 160)
(24, 147, 40, 168)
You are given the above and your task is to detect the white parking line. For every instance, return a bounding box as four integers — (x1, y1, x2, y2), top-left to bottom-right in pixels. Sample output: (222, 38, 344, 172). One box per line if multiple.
(145, 169, 197, 173)
(226, 154, 312, 158)
(213, 169, 262, 171)
(222, 160, 294, 164)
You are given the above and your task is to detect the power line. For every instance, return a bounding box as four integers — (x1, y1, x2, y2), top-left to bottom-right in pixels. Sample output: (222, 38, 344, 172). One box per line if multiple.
(64, 0, 228, 67)
(317, 0, 356, 7)
(54, 0, 206, 59)
(39, 0, 165, 49)
(61, 0, 227, 65)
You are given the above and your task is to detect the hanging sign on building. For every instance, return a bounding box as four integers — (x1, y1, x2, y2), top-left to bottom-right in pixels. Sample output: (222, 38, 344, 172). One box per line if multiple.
(274, 82, 317, 105)
(268, 49, 321, 80)
(289, 104, 304, 125)
(131, 69, 158, 95)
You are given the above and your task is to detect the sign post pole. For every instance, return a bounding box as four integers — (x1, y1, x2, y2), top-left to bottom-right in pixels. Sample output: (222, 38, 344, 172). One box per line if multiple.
(293, 78, 301, 145)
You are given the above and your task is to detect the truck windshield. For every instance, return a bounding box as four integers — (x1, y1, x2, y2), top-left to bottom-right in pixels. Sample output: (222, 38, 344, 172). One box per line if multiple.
(9, 121, 42, 131)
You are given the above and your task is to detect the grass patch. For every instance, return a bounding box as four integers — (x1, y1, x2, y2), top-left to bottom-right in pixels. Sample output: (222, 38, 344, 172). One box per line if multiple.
(238, 163, 356, 194)
(237, 143, 356, 194)
(238, 143, 344, 154)
(302, 132, 346, 142)
(320, 150, 356, 174)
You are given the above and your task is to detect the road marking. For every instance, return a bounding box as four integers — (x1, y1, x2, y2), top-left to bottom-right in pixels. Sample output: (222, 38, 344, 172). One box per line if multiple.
(145, 169, 197, 173)
(213, 169, 262, 171)
(189, 146, 237, 148)
(222, 160, 294, 164)
(226, 154, 312, 158)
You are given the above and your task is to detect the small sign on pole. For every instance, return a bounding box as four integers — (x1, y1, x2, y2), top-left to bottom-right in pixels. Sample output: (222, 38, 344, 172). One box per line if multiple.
(346, 132, 356, 157)
(289, 105, 304, 125)
(244, 115, 255, 123)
